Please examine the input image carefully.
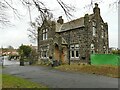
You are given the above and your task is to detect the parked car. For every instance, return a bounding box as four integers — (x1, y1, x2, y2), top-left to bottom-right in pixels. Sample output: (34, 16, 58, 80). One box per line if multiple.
(0, 56, 4, 65)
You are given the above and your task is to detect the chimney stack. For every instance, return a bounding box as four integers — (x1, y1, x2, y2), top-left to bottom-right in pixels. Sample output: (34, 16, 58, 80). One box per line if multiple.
(57, 16, 64, 24)
(93, 3, 100, 15)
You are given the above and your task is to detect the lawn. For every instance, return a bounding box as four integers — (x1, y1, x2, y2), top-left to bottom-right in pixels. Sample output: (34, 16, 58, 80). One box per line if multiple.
(55, 64, 120, 78)
(2, 74, 48, 88)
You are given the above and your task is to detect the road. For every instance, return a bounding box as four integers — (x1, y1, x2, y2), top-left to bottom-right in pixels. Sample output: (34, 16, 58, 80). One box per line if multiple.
(0, 56, 20, 66)
(3, 61, 118, 88)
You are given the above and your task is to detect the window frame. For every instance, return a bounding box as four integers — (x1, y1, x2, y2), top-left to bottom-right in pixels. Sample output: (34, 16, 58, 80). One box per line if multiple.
(92, 21, 96, 36)
(42, 28, 48, 40)
(91, 44, 95, 54)
(70, 44, 79, 59)
(41, 46, 49, 59)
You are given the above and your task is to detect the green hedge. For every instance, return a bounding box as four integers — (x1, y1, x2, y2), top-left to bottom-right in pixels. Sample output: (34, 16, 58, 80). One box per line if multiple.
(91, 54, 120, 66)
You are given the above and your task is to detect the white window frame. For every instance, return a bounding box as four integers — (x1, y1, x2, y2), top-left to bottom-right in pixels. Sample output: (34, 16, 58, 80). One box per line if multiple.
(91, 44, 95, 54)
(101, 30, 104, 38)
(92, 21, 96, 27)
(92, 21, 96, 36)
(70, 50, 74, 58)
(42, 29, 48, 40)
(41, 50, 48, 59)
(70, 44, 79, 59)
(93, 27, 96, 36)
(91, 44, 94, 49)
(75, 44, 79, 58)
(75, 50, 79, 58)
(101, 25, 104, 29)
(41, 45, 49, 59)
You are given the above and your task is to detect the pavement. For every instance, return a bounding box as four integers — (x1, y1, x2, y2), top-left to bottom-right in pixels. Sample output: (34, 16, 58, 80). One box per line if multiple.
(2, 60, 119, 88)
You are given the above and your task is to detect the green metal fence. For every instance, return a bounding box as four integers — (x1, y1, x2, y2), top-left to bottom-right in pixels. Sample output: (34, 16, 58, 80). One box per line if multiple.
(90, 54, 120, 66)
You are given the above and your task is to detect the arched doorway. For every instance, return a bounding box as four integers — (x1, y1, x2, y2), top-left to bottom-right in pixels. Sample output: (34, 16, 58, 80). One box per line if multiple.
(54, 44, 60, 61)
(61, 46, 67, 63)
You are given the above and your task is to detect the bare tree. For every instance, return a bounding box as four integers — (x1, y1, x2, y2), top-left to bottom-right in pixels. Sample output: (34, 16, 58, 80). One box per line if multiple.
(25, 0, 119, 43)
(0, 0, 119, 42)
(0, 1, 9, 27)
(0, 0, 119, 24)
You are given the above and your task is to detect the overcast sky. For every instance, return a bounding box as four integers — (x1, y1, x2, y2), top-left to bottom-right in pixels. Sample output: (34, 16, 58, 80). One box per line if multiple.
(0, 0, 118, 49)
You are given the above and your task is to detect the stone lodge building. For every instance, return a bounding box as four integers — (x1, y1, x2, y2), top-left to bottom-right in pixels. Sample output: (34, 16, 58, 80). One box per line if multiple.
(38, 3, 109, 64)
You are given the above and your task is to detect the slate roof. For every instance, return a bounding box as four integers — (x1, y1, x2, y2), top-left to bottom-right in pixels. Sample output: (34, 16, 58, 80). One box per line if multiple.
(59, 14, 94, 32)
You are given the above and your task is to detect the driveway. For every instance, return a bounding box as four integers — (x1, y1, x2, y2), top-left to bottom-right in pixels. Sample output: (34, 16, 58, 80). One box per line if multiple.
(2, 64, 118, 88)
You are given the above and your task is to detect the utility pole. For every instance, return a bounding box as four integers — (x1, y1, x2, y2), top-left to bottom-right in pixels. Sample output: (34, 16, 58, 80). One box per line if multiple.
(1, 46, 3, 67)
(68, 31, 70, 65)
(27, 0, 32, 22)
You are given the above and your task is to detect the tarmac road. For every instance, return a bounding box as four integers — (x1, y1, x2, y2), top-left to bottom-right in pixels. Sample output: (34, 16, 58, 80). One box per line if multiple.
(3, 65, 118, 88)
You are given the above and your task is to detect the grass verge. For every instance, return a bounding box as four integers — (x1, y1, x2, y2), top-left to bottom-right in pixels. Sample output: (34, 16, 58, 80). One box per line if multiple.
(54, 64, 120, 78)
(2, 74, 48, 88)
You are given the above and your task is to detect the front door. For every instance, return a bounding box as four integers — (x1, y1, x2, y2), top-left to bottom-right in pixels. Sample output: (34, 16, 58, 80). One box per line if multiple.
(54, 44, 60, 61)
(61, 46, 67, 63)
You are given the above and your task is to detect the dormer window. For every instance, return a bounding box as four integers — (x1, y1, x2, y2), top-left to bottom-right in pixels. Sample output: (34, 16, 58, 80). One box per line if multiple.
(42, 29, 48, 40)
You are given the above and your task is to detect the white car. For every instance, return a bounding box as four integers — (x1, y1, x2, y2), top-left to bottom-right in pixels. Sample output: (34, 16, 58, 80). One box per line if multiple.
(0, 56, 4, 65)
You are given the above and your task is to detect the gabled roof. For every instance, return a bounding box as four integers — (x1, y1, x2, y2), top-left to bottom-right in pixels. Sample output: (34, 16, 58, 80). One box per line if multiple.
(59, 14, 94, 32)
(61, 17, 84, 31)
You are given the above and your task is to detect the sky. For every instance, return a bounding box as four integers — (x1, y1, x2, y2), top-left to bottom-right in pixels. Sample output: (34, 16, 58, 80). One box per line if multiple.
(0, 0, 118, 49)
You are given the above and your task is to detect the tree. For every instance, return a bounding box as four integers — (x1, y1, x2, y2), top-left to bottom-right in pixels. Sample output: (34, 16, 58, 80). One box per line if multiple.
(25, 0, 119, 43)
(0, 1, 10, 27)
(18, 44, 32, 65)
(29, 47, 38, 64)
(112, 49, 120, 55)
(0, 0, 119, 43)
(18, 45, 32, 58)
(8, 45, 14, 49)
(1, 0, 118, 28)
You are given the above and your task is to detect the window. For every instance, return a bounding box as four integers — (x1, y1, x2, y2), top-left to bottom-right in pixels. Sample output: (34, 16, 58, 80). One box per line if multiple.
(71, 51, 74, 58)
(75, 44, 79, 49)
(93, 27, 96, 36)
(91, 44, 95, 54)
(41, 46, 49, 59)
(42, 51, 47, 58)
(76, 51, 79, 57)
(41, 50, 48, 59)
(91, 44, 94, 49)
(101, 25, 104, 29)
(103, 46, 105, 48)
(42, 29, 48, 40)
(70, 44, 79, 59)
(101, 30, 104, 38)
(70, 45, 74, 49)
(92, 21, 96, 36)
(92, 22, 96, 27)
